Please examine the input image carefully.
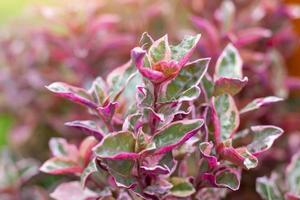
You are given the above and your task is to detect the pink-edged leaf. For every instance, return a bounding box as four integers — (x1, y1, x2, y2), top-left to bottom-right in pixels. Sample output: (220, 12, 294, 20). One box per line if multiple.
(142, 107, 165, 123)
(148, 34, 171, 64)
(122, 113, 142, 132)
(88, 77, 107, 105)
(216, 0, 235, 32)
(152, 119, 203, 154)
(214, 44, 243, 80)
(46, 82, 97, 109)
(219, 140, 258, 170)
(235, 28, 272, 47)
(79, 137, 98, 167)
(215, 168, 241, 191)
(169, 177, 196, 198)
(131, 47, 165, 83)
(141, 152, 176, 175)
(93, 131, 138, 160)
(106, 60, 139, 102)
(49, 138, 78, 161)
(160, 58, 210, 103)
(144, 179, 172, 197)
(80, 158, 98, 188)
(50, 181, 98, 200)
(97, 101, 118, 121)
(214, 77, 248, 96)
(40, 157, 82, 175)
(104, 159, 136, 189)
(212, 94, 240, 142)
(285, 193, 300, 200)
(286, 152, 300, 198)
(65, 120, 104, 140)
(256, 176, 282, 200)
(17, 158, 40, 184)
(170, 34, 201, 67)
(139, 32, 154, 50)
(191, 16, 220, 52)
(199, 142, 218, 169)
(240, 96, 283, 114)
(247, 126, 283, 155)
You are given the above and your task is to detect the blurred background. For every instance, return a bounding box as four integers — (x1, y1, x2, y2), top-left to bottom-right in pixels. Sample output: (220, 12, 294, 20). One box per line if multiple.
(0, 0, 300, 199)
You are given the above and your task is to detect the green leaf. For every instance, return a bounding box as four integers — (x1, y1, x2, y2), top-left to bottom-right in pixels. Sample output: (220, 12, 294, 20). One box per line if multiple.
(170, 34, 201, 65)
(93, 131, 138, 159)
(106, 61, 140, 102)
(149, 35, 171, 63)
(213, 94, 239, 141)
(215, 168, 240, 191)
(139, 32, 154, 50)
(160, 58, 209, 103)
(256, 176, 282, 200)
(170, 177, 195, 197)
(104, 159, 136, 188)
(286, 152, 300, 196)
(201, 74, 214, 99)
(214, 77, 248, 96)
(215, 43, 242, 79)
(80, 159, 98, 188)
(247, 126, 283, 154)
(89, 77, 107, 105)
(240, 96, 283, 114)
(152, 119, 203, 154)
(40, 158, 81, 175)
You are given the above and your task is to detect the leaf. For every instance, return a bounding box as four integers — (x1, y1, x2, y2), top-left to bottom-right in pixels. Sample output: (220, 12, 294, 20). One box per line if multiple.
(149, 35, 171, 63)
(50, 181, 98, 200)
(46, 82, 97, 109)
(240, 96, 283, 114)
(256, 176, 282, 200)
(122, 113, 142, 132)
(152, 119, 203, 154)
(106, 60, 139, 102)
(160, 58, 210, 103)
(49, 138, 78, 161)
(104, 159, 136, 188)
(235, 28, 272, 47)
(218, 0, 235, 32)
(139, 32, 154, 50)
(214, 77, 248, 96)
(286, 152, 300, 197)
(215, 44, 242, 80)
(170, 34, 201, 66)
(170, 177, 196, 197)
(93, 131, 138, 159)
(65, 120, 104, 140)
(212, 94, 239, 141)
(201, 74, 214, 99)
(247, 126, 283, 155)
(215, 168, 240, 191)
(80, 159, 98, 188)
(88, 77, 107, 105)
(40, 158, 82, 175)
(219, 140, 258, 170)
(17, 158, 39, 183)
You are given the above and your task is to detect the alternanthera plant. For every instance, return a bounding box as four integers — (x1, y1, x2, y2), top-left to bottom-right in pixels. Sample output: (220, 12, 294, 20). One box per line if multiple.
(41, 33, 283, 199)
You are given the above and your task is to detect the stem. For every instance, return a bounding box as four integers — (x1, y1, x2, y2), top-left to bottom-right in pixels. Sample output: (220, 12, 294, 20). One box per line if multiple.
(150, 83, 161, 135)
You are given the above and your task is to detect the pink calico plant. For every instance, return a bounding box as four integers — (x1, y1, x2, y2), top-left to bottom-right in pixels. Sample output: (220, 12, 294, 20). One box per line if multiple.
(256, 151, 300, 200)
(41, 33, 283, 199)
